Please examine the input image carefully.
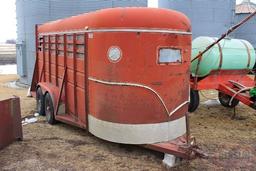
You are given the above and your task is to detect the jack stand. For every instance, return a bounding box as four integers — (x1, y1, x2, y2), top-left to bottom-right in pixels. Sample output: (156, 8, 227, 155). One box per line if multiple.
(27, 87, 32, 97)
(162, 154, 182, 168)
(232, 107, 236, 119)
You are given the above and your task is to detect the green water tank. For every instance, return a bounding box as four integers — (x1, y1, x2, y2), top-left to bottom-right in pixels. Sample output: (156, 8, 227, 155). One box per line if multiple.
(191, 36, 256, 77)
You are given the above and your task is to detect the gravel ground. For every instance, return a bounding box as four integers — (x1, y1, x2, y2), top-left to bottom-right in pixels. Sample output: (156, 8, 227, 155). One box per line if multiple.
(0, 75, 256, 171)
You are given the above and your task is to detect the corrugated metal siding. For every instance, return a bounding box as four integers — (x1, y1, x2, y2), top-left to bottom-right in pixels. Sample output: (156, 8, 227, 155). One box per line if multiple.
(234, 13, 256, 49)
(113, 0, 147, 7)
(16, 0, 147, 84)
(16, 0, 26, 76)
(158, 0, 236, 38)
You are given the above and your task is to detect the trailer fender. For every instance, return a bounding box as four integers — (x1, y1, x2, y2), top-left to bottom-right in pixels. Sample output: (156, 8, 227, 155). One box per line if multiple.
(36, 82, 59, 109)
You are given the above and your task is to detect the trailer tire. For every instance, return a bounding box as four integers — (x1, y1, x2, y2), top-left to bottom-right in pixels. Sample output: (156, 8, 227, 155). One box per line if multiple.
(218, 92, 239, 108)
(188, 90, 200, 113)
(44, 93, 56, 125)
(36, 87, 45, 115)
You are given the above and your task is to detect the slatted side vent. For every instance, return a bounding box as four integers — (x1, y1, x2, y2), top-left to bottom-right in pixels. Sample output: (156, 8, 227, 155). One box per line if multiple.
(38, 34, 85, 59)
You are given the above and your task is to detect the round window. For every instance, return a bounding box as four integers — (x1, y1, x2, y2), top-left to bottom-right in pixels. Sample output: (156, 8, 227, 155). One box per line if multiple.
(108, 46, 122, 62)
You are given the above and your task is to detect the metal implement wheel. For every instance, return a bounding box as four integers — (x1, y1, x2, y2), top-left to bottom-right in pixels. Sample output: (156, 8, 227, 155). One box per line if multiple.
(252, 102, 256, 110)
(36, 87, 45, 115)
(188, 89, 200, 113)
(44, 93, 56, 125)
(218, 92, 239, 108)
(250, 96, 256, 109)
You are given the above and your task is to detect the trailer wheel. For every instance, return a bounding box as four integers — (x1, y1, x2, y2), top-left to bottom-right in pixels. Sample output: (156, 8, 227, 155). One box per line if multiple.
(218, 92, 239, 108)
(188, 90, 200, 113)
(36, 87, 45, 115)
(44, 93, 56, 125)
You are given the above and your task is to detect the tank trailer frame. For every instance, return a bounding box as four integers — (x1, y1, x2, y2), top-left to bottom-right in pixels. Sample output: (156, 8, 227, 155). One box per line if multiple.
(189, 11, 256, 112)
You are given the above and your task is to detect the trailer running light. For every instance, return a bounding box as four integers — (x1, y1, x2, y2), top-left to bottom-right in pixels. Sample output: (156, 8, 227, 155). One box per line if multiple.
(108, 46, 122, 62)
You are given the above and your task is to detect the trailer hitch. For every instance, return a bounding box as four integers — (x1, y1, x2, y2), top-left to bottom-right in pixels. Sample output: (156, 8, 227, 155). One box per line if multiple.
(179, 136, 208, 159)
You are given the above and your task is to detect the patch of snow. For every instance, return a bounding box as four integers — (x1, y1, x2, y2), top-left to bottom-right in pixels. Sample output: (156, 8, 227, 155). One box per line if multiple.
(27, 87, 32, 97)
(162, 154, 182, 168)
(34, 113, 39, 117)
(0, 64, 17, 74)
(202, 99, 220, 106)
(22, 117, 38, 125)
(5, 81, 21, 89)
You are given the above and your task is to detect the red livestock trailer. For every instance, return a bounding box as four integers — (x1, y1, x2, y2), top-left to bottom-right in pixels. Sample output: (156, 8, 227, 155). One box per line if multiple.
(30, 8, 198, 164)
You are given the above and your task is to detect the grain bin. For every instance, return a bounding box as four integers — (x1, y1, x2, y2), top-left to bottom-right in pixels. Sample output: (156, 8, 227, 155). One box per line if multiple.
(155, 0, 235, 39)
(16, 0, 147, 84)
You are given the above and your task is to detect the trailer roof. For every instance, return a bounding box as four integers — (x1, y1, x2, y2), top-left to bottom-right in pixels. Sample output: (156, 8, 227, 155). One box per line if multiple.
(38, 7, 191, 34)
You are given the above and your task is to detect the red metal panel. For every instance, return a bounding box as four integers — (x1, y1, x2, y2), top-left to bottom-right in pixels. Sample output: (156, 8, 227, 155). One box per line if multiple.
(65, 69, 84, 88)
(55, 34, 59, 86)
(48, 35, 51, 83)
(38, 8, 190, 33)
(88, 32, 190, 124)
(54, 67, 67, 116)
(57, 55, 64, 66)
(84, 33, 89, 129)
(73, 33, 78, 118)
(64, 34, 68, 113)
(0, 97, 22, 150)
(76, 87, 86, 123)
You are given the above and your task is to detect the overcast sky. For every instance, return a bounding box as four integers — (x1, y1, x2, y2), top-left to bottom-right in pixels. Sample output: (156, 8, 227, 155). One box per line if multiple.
(0, 0, 255, 43)
(0, 0, 16, 43)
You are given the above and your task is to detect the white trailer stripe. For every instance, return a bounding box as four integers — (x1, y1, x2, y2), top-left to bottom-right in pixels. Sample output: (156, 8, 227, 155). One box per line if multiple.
(39, 28, 192, 36)
(88, 114, 186, 144)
